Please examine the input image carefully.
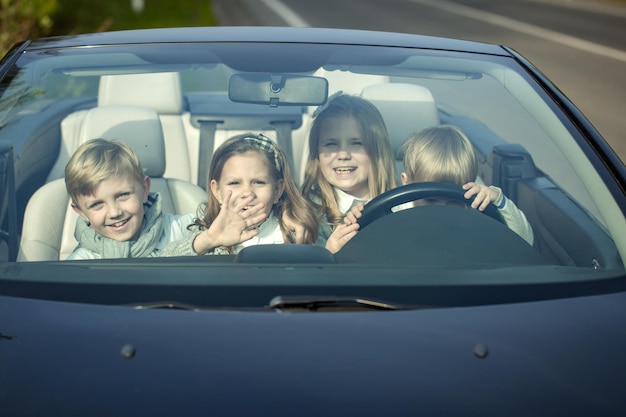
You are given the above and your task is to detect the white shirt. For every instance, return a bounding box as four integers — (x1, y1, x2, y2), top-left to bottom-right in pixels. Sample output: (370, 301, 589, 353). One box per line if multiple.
(239, 213, 285, 249)
(335, 188, 370, 214)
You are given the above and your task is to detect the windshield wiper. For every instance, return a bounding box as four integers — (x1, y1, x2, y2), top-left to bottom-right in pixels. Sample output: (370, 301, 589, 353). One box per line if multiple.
(268, 295, 411, 312)
(127, 297, 418, 313)
(132, 301, 200, 311)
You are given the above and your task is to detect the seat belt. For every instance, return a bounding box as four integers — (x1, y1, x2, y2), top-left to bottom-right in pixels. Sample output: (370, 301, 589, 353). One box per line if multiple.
(197, 120, 219, 189)
(272, 121, 296, 176)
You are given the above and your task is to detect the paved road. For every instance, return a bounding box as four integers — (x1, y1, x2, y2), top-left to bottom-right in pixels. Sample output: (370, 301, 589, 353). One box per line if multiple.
(213, 0, 626, 163)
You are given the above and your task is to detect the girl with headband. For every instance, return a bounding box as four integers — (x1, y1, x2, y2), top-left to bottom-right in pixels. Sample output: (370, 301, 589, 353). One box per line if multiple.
(161, 133, 320, 255)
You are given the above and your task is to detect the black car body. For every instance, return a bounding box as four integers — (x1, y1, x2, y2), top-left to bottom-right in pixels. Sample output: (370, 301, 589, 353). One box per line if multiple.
(1, 27, 625, 416)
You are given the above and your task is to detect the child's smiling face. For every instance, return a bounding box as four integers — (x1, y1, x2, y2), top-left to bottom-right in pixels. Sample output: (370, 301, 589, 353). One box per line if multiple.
(72, 173, 150, 242)
(210, 150, 284, 219)
(317, 116, 372, 200)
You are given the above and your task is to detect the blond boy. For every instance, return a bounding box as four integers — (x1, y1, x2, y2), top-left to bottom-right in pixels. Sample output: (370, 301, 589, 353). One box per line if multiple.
(399, 125, 534, 245)
(64, 138, 194, 259)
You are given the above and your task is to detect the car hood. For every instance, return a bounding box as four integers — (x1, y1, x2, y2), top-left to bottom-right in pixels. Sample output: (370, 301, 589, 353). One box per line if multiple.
(2, 291, 626, 416)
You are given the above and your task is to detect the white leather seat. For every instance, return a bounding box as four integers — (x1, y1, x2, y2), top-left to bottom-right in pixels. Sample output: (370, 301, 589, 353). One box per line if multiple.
(49, 72, 193, 183)
(360, 83, 440, 177)
(18, 107, 205, 261)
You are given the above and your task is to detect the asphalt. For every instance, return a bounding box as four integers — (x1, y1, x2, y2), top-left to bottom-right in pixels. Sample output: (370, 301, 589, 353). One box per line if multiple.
(212, 0, 264, 26)
(211, 0, 626, 27)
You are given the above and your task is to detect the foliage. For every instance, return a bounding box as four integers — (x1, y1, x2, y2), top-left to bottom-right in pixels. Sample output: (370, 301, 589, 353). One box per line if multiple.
(0, 0, 58, 55)
(0, 0, 216, 57)
(51, 0, 216, 35)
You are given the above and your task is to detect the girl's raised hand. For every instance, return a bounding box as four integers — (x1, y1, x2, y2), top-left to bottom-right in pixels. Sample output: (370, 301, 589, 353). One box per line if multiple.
(193, 191, 266, 254)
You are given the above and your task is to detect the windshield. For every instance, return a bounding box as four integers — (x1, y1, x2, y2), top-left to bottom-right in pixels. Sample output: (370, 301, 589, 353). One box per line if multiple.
(1, 36, 624, 309)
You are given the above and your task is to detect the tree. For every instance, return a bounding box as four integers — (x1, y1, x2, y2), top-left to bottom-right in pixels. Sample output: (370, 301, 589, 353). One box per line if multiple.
(0, 0, 58, 56)
(1, 0, 216, 57)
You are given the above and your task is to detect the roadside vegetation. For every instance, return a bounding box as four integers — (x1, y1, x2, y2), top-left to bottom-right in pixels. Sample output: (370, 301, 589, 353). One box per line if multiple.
(0, 0, 216, 57)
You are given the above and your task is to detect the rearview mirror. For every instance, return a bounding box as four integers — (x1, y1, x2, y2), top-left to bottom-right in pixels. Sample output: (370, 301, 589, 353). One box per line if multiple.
(229, 73, 328, 107)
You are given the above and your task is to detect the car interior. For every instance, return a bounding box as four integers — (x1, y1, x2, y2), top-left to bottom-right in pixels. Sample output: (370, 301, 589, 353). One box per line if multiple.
(0, 46, 624, 272)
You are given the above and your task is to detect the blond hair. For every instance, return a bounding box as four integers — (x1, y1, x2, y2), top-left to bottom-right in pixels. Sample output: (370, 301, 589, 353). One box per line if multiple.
(65, 138, 146, 204)
(401, 125, 477, 185)
(301, 94, 396, 227)
(195, 133, 319, 249)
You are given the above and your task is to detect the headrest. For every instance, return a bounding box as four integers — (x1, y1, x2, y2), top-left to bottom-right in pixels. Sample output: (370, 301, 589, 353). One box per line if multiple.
(315, 69, 390, 96)
(361, 83, 440, 155)
(79, 105, 166, 177)
(98, 72, 183, 114)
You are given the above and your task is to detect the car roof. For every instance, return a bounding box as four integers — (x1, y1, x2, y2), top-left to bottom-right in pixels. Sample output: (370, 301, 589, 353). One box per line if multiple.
(23, 26, 509, 56)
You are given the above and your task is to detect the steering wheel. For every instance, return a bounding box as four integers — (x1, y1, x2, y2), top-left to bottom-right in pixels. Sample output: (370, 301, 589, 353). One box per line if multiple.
(357, 182, 503, 229)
